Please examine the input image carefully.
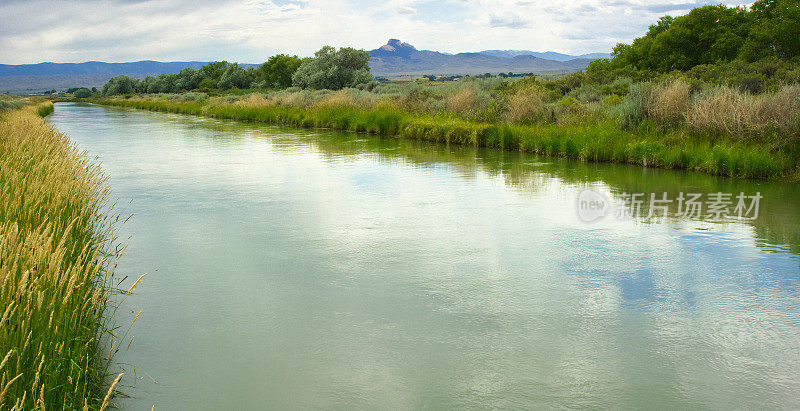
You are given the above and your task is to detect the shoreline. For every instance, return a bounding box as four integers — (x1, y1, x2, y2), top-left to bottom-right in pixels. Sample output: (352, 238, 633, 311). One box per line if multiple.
(79, 96, 797, 182)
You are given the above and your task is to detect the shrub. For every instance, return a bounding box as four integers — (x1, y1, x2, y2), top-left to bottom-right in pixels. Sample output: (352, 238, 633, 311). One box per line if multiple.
(687, 86, 753, 137)
(556, 96, 581, 109)
(648, 79, 690, 125)
(0, 99, 26, 111)
(615, 82, 654, 128)
(505, 87, 547, 124)
(603, 94, 624, 106)
(739, 76, 765, 93)
(567, 84, 604, 103)
(445, 85, 480, 115)
(73, 87, 92, 98)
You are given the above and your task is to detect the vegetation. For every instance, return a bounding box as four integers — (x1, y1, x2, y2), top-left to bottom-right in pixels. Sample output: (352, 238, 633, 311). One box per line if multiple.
(291, 46, 372, 90)
(90, 0, 799, 180)
(610, 0, 798, 72)
(253, 54, 303, 89)
(101, 46, 373, 95)
(0, 100, 131, 409)
(93, 91, 793, 180)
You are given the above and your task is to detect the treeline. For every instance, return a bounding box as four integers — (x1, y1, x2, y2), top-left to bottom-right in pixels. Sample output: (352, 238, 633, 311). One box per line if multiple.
(585, 0, 799, 90)
(102, 46, 373, 95)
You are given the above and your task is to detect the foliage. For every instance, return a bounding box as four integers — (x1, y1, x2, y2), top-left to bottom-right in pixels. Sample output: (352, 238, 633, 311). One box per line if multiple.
(610, 0, 799, 73)
(217, 63, 252, 90)
(102, 75, 138, 95)
(291, 46, 373, 90)
(73, 87, 92, 98)
(97, 95, 796, 180)
(254, 54, 303, 89)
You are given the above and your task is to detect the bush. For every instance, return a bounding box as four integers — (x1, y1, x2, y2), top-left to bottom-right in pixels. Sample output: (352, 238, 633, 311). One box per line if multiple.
(292, 46, 373, 90)
(603, 94, 624, 106)
(648, 79, 690, 125)
(567, 84, 604, 103)
(73, 87, 92, 98)
(739, 76, 765, 93)
(0, 99, 26, 111)
(615, 82, 654, 128)
(505, 87, 548, 124)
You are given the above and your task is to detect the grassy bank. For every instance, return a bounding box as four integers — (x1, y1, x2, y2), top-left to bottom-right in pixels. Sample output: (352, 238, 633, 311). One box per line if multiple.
(1, 101, 125, 409)
(91, 95, 796, 180)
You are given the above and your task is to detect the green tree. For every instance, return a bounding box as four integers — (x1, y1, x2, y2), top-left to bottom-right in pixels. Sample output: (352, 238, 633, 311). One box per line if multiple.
(102, 75, 138, 95)
(740, 0, 800, 60)
(173, 68, 204, 91)
(292, 46, 372, 90)
(217, 63, 252, 90)
(612, 5, 751, 72)
(255, 54, 303, 89)
(73, 87, 91, 98)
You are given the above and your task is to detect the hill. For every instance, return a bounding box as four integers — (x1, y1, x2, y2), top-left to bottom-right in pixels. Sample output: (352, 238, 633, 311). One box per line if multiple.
(368, 39, 602, 76)
(478, 50, 610, 61)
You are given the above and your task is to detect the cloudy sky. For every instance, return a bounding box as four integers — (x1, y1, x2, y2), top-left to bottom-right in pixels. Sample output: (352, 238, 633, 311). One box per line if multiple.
(0, 0, 752, 64)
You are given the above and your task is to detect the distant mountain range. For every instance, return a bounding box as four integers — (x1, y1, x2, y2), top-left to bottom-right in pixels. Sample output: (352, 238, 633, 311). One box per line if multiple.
(368, 39, 606, 76)
(0, 61, 210, 77)
(478, 50, 611, 62)
(0, 40, 609, 93)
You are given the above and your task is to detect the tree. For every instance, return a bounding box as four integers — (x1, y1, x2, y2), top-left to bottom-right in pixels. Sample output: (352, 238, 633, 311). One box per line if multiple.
(292, 46, 372, 90)
(740, 0, 800, 60)
(611, 5, 751, 72)
(255, 54, 303, 89)
(102, 75, 138, 95)
(73, 87, 92, 98)
(173, 68, 204, 91)
(217, 63, 252, 90)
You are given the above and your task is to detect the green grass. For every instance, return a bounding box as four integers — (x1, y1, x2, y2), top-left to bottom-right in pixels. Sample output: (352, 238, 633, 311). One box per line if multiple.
(91, 97, 796, 180)
(1, 102, 129, 409)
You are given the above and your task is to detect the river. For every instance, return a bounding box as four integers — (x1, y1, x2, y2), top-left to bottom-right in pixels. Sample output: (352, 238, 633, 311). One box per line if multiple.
(48, 102, 800, 409)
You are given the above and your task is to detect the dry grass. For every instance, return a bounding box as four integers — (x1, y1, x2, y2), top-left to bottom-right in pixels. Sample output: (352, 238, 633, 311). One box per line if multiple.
(445, 85, 480, 114)
(648, 79, 691, 125)
(752, 84, 800, 141)
(505, 88, 547, 124)
(0, 102, 130, 409)
(233, 93, 274, 108)
(313, 89, 377, 110)
(687, 84, 800, 143)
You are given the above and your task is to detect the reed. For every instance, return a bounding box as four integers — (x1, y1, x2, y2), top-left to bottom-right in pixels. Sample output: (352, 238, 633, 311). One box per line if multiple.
(93, 96, 795, 180)
(0, 102, 128, 409)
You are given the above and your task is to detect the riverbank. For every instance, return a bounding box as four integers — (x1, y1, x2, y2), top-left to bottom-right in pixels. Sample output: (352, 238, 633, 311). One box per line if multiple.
(87, 96, 797, 181)
(0, 100, 123, 409)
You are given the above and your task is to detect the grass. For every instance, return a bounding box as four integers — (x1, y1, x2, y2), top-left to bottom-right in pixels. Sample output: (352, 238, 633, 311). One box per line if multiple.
(0, 101, 130, 409)
(91, 95, 796, 180)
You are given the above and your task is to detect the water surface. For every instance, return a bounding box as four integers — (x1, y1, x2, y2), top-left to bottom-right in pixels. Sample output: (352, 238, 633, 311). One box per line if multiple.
(49, 102, 800, 409)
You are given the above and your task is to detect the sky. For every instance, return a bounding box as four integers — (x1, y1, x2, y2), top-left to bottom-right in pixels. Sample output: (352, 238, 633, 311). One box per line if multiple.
(0, 0, 753, 64)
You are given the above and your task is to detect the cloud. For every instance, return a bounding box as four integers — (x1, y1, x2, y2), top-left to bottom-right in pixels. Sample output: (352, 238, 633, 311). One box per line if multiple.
(395, 5, 417, 14)
(488, 14, 531, 28)
(0, 0, 754, 64)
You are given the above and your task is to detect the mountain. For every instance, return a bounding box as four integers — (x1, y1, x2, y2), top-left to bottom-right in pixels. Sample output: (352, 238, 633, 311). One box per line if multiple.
(479, 50, 611, 61)
(1, 41, 610, 93)
(0, 61, 211, 77)
(0, 61, 258, 94)
(368, 39, 602, 76)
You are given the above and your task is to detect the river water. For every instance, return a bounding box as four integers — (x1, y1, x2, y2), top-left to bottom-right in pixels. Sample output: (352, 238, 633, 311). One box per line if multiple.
(48, 102, 800, 409)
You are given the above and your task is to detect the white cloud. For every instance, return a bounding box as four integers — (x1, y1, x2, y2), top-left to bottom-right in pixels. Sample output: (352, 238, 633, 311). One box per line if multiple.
(0, 0, 753, 64)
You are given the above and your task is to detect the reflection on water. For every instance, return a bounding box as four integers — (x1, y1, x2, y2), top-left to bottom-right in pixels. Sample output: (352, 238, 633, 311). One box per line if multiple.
(49, 103, 800, 409)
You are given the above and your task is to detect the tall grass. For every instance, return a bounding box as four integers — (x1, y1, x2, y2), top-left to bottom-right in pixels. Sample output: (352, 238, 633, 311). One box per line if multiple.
(95, 96, 794, 180)
(0, 102, 128, 409)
